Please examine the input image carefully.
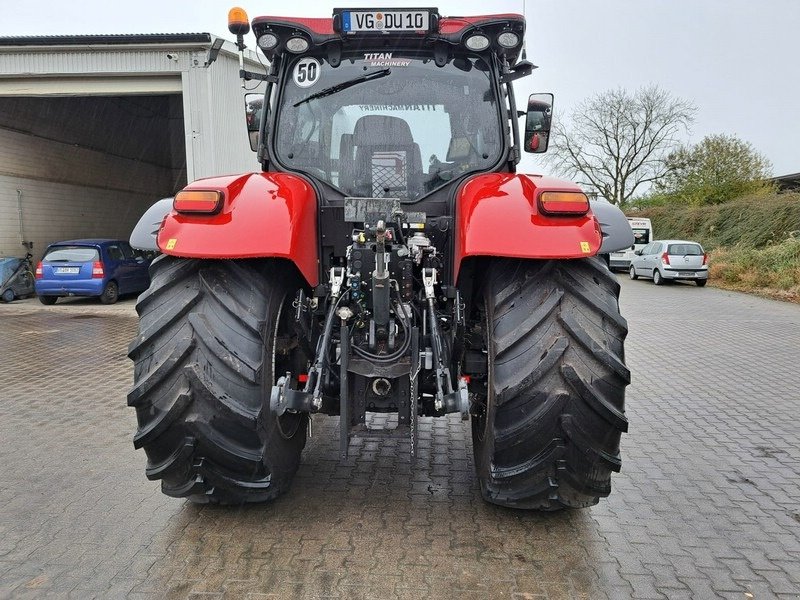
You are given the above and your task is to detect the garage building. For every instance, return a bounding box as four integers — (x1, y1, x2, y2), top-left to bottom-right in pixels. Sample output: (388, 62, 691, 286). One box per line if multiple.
(0, 34, 262, 261)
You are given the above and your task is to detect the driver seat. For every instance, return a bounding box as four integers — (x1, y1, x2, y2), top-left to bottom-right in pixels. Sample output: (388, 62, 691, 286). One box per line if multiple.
(345, 115, 423, 198)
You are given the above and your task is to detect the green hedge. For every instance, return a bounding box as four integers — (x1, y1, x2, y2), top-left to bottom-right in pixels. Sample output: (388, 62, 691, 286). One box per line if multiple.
(629, 192, 800, 250)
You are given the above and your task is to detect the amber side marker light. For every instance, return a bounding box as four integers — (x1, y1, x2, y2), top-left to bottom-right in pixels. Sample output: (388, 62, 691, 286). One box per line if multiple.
(174, 190, 224, 214)
(539, 191, 590, 215)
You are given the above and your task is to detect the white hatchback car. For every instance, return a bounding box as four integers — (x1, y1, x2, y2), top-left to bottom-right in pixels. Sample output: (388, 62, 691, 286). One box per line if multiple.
(629, 240, 708, 286)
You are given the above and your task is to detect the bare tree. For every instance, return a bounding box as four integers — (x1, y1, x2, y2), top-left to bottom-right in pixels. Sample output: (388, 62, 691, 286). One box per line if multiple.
(548, 85, 696, 207)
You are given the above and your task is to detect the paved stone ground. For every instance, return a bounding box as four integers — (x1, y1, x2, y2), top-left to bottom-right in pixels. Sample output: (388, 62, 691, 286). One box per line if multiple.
(0, 280, 799, 599)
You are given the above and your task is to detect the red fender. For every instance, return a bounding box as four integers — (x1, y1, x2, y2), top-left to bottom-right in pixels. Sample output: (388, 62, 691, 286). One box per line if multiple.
(157, 172, 319, 286)
(453, 173, 602, 282)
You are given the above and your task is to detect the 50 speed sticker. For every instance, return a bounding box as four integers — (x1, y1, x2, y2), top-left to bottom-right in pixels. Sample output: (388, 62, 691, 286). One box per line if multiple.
(293, 58, 321, 88)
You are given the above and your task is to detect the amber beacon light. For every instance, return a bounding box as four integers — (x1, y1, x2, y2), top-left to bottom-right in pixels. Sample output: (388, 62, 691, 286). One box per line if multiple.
(228, 7, 250, 35)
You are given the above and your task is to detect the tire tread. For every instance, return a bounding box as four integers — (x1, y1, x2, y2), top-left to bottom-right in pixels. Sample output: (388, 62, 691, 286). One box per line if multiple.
(473, 257, 629, 510)
(129, 257, 304, 504)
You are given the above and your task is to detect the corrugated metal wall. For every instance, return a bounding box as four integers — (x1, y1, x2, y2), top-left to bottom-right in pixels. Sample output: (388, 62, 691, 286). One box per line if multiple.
(182, 49, 262, 179)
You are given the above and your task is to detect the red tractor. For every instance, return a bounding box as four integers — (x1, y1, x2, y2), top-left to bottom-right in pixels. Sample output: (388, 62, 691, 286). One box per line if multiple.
(128, 7, 634, 510)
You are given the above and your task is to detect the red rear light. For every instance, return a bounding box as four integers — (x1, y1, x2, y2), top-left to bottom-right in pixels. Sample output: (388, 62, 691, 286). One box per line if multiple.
(703, 252, 708, 265)
(92, 261, 105, 278)
(661, 252, 670, 265)
(174, 190, 224, 214)
(35, 261, 43, 279)
(538, 191, 590, 215)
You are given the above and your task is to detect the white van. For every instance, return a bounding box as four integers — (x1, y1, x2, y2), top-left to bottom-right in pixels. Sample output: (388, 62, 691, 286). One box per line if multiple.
(609, 217, 652, 270)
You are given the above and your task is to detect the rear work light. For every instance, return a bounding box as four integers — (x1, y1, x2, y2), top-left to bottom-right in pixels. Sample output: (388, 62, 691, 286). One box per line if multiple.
(92, 261, 105, 278)
(661, 252, 670, 265)
(285, 36, 310, 53)
(464, 33, 490, 51)
(496, 31, 520, 49)
(173, 190, 224, 214)
(258, 31, 279, 50)
(35, 261, 43, 279)
(538, 191, 590, 215)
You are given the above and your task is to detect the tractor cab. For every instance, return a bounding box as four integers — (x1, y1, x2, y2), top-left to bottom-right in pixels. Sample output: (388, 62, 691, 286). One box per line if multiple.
(235, 8, 542, 205)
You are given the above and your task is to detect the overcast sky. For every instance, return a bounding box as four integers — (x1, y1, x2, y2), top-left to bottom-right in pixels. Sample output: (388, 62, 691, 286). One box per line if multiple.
(0, 0, 797, 176)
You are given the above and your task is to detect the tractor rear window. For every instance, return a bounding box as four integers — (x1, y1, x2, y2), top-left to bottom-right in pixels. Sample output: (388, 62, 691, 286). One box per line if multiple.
(668, 244, 703, 256)
(44, 247, 100, 263)
(631, 228, 650, 245)
(274, 54, 502, 200)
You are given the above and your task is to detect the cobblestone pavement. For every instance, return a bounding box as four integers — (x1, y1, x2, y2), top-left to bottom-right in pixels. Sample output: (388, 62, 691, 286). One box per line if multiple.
(1, 280, 799, 599)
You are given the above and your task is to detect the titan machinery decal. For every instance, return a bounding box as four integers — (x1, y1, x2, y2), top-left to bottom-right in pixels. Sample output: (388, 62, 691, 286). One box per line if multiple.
(363, 53, 411, 67)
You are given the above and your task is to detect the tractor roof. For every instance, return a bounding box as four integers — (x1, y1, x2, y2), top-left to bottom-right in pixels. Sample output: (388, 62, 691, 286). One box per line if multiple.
(251, 11, 526, 64)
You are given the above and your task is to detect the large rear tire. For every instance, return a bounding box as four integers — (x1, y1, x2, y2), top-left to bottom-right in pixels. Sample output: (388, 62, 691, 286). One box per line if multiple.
(128, 255, 308, 504)
(472, 257, 629, 510)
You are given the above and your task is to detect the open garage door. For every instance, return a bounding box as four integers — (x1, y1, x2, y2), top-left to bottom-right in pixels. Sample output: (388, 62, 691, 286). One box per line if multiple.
(0, 92, 186, 260)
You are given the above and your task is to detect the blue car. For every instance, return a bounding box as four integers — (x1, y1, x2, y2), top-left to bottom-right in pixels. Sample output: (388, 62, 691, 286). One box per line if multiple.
(35, 239, 152, 305)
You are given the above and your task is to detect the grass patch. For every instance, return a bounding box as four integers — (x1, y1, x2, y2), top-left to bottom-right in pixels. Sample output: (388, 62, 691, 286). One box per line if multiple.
(708, 238, 800, 302)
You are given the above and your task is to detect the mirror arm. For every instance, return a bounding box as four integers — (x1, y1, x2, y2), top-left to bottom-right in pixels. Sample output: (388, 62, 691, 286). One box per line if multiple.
(500, 60, 536, 84)
(240, 69, 277, 83)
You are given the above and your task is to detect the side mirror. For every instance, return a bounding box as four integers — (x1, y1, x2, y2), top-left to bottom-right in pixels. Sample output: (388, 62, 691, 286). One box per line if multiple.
(523, 93, 553, 154)
(245, 93, 263, 152)
(634, 249, 643, 255)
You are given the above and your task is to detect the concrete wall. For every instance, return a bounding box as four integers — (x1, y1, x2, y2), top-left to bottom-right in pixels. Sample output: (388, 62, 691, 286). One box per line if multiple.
(0, 127, 171, 262)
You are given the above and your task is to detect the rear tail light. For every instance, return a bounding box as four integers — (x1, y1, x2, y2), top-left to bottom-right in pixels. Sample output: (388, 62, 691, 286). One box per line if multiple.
(538, 191, 590, 216)
(703, 252, 708, 265)
(92, 261, 105, 278)
(661, 252, 670, 265)
(35, 261, 43, 279)
(174, 190, 224, 214)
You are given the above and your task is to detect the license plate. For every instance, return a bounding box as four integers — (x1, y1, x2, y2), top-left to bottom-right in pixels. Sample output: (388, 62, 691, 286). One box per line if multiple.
(55, 267, 79, 274)
(678, 272, 694, 277)
(341, 10, 431, 32)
